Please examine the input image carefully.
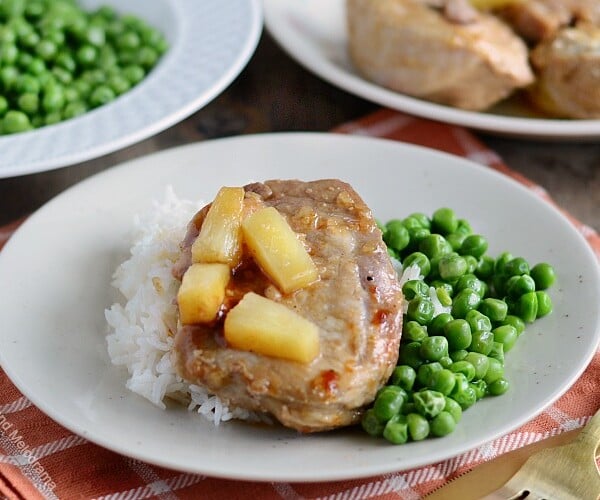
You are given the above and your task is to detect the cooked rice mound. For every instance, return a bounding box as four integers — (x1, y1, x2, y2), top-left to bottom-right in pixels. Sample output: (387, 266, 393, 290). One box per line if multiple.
(104, 188, 254, 425)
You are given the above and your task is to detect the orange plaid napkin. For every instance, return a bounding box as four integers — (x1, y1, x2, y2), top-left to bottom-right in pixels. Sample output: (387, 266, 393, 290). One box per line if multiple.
(1, 109, 599, 500)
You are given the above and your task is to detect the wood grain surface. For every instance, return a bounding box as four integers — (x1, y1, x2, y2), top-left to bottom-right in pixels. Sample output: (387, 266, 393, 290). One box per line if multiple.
(1, 33, 598, 230)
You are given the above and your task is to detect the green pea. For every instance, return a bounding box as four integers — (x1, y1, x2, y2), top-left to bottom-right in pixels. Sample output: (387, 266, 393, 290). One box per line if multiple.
(374, 386, 407, 423)
(430, 411, 456, 437)
(488, 341, 505, 364)
(137, 46, 158, 69)
(407, 296, 434, 325)
(0, 66, 19, 90)
(451, 288, 481, 319)
(455, 219, 472, 236)
(383, 414, 409, 444)
(476, 255, 495, 280)
(479, 298, 508, 322)
(17, 92, 38, 114)
(390, 365, 416, 392)
(451, 386, 477, 410)
(406, 413, 430, 441)
(408, 212, 431, 229)
(0, 96, 7, 116)
(456, 274, 486, 298)
(530, 263, 556, 290)
(402, 280, 429, 300)
(123, 64, 145, 85)
(44, 110, 61, 125)
(470, 380, 487, 400)
(438, 254, 467, 281)
(459, 234, 488, 258)
(16, 74, 40, 94)
(464, 352, 489, 380)
(465, 309, 492, 332)
(505, 257, 530, 277)
(1, 42, 19, 64)
(403, 320, 428, 343)
(443, 396, 462, 423)
(76, 44, 97, 66)
(535, 291, 553, 318)
(413, 390, 446, 418)
(446, 232, 467, 251)
(494, 252, 513, 275)
(464, 255, 478, 274)
(403, 252, 431, 278)
(484, 357, 504, 384)
(439, 355, 453, 369)
(420, 336, 448, 362)
(384, 220, 410, 251)
(492, 325, 518, 352)
(361, 408, 384, 437)
(451, 373, 469, 395)
(407, 227, 431, 252)
(36, 39, 57, 61)
(117, 30, 141, 50)
(431, 280, 454, 297)
(501, 315, 525, 336)
(417, 362, 443, 387)
(63, 101, 86, 119)
(469, 329, 494, 356)
(428, 312, 453, 337)
(443, 319, 472, 351)
(26, 57, 45, 75)
(2, 110, 31, 133)
(430, 368, 456, 395)
(89, 85, 115, 107)
(86, 25, 106, 46)
(42, 85, 64, 112)
(450, 360, 476, 381)
(488, 378, 510, 396)
(52, 66, 72, 85)
(506, 274, 536, 299)
(518, 291, 538, 323)
(450, 349, 468, 362)
(398, 342, 423, 369)
(432, 208, 458, 235)
(55, 51, 76, 72)
(419, 234, 452, 259)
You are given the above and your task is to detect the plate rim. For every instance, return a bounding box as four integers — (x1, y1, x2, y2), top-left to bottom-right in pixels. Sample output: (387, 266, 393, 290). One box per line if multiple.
(263, 0, 600, 140)
(0, 0, 263, 179)
(0, 132, 599, 482)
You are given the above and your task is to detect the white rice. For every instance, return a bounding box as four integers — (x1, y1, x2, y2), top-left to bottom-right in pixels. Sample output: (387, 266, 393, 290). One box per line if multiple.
(105, 187, 253, 425)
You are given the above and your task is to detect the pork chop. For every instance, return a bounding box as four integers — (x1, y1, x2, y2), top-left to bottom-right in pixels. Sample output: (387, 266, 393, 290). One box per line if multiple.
(498, 0, 600, 42)
(173, 179, 403, 433)
(347, 0, 534, 111)
(528, 23, 600, 118)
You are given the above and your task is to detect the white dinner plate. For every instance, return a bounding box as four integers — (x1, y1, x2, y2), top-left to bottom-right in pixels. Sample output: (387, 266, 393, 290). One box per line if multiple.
(0, 0, 262, 178)
(0, 133, 599, 482)
(263, 0, 600, 140)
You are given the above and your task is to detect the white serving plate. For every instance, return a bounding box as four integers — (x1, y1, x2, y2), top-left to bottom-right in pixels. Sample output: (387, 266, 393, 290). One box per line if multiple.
(0, 0, 262, 177)
(263, 0, 600, 140)
(0, 133, 598, 482)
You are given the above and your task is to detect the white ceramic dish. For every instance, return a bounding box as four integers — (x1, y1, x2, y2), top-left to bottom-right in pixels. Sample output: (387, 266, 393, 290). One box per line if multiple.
(263, 0, 600, 140)
(0, 0, 262, 178)
(0, 133, 598, 482)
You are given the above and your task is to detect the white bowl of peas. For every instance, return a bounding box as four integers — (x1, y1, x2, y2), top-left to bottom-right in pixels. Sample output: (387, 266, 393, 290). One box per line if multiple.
(0, 0, 263, 177)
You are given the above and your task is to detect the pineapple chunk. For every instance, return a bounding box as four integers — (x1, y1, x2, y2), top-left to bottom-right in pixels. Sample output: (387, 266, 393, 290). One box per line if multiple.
(224, 292, 320, 363)
(241, 207, 318, 293)
(469, 0, 522, 9)
(192, 187, 244, 266)
(177, 263, 230, 324)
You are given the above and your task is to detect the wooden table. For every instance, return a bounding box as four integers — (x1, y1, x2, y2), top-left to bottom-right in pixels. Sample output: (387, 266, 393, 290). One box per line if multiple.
(1, 33, 599, 230)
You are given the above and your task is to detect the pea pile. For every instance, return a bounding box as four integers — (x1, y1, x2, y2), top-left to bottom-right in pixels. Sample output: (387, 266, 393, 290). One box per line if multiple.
(0, 0, 168, 135)
(362, 208, 556, 444)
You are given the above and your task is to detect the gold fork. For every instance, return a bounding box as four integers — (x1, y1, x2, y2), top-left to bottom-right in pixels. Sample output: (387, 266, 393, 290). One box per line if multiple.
(483, 408, 600, 500)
